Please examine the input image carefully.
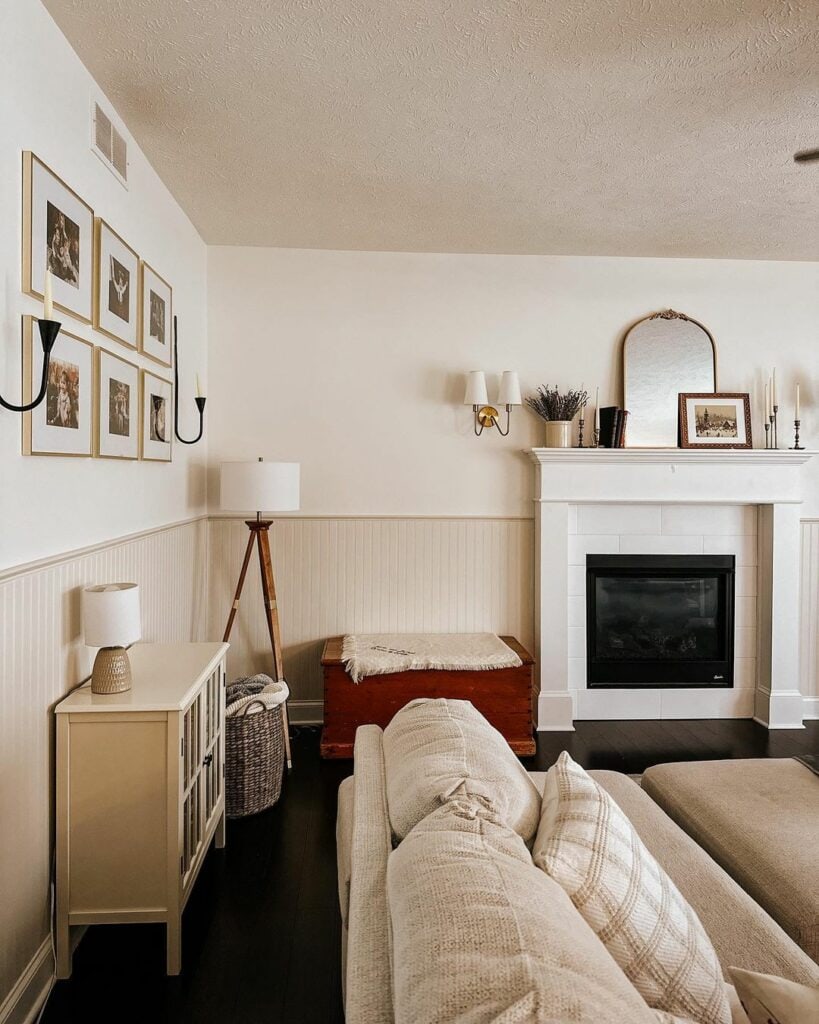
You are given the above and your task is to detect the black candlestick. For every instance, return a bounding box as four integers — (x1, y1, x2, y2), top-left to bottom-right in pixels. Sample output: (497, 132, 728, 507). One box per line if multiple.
(173, 315, 206, 444)
(0, 318, 61, 412)
(791, 419, 804, 451)
(577, 415, 586, 448)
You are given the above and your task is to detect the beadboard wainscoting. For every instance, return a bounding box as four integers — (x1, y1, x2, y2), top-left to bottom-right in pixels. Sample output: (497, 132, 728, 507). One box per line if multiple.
(800, 519, 819, 720)
(207, 516, 535, 722)
(0, 518, 208, 1024)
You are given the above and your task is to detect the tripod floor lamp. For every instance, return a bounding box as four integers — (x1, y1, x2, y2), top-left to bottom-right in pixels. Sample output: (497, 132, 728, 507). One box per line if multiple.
(220, 458, 300, 769)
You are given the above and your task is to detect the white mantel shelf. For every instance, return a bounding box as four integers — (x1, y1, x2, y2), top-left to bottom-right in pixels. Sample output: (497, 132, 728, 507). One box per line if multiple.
(527, 447, 815, 505)
(528, 448, 816, 466)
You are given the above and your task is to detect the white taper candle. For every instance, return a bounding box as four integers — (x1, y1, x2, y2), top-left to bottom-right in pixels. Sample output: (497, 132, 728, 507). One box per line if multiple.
(43, 269, 53, 320)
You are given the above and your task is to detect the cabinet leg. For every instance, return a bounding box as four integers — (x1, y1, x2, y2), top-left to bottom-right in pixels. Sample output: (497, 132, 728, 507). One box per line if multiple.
(166, 920, 182, 976)
(215, 808, 226, 849)
(55, 919, 71, 980)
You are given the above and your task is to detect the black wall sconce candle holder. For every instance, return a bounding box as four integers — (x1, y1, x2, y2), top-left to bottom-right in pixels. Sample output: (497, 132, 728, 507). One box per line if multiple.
(0, 318, 61, 413)
(173, 315, 206, 445)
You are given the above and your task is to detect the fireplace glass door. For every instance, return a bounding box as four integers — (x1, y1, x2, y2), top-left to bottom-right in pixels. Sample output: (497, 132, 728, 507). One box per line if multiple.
(586, 555, 735, 688)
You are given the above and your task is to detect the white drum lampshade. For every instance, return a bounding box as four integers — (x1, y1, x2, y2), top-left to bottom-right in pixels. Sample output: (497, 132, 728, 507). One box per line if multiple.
(498, 371, 522, 407)
(82, 583, 141, 694)
(220, 459, 300, 514)
(464, 370, 489, 406)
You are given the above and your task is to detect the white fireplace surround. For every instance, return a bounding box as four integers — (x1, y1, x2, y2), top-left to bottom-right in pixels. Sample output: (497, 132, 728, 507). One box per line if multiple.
(530, 449, 816, 731)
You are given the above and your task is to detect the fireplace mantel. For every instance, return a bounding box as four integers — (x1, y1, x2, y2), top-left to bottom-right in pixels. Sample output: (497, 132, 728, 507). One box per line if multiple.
(530, 447, 815, 733)
(527, 448, 815, 505)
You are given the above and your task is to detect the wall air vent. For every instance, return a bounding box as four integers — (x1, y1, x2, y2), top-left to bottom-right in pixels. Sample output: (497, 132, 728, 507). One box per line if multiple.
(92, 100, 128, 187)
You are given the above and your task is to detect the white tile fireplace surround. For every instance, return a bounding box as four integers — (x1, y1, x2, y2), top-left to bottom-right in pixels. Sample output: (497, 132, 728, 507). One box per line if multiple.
(530, 449, 815, 731)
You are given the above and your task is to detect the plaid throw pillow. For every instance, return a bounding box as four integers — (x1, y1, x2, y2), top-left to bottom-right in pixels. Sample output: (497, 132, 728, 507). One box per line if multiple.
(533, 752, 731, 1024)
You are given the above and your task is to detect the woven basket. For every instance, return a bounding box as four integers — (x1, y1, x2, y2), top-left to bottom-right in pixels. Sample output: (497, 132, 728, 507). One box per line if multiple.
(225, 690, 285, 818)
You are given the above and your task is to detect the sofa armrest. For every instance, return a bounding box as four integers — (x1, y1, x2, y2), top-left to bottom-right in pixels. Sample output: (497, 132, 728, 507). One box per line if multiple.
(346, 725, 394, 1024)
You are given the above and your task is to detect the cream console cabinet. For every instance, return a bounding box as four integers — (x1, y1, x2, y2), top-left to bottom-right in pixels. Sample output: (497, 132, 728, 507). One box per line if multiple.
(55, 642, 229, 977)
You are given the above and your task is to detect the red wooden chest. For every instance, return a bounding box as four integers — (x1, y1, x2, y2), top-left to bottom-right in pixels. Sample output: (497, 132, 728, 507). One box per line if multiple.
(320, 635, 535, 758)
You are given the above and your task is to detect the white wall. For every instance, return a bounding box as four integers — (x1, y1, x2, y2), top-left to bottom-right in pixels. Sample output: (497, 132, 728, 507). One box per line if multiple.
(0, 0, 209, 573)
(207, 247, 819, 517)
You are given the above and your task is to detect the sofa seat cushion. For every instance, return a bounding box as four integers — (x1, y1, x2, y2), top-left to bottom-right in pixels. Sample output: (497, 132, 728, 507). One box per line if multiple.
(533, 753, 731, 1024)
(387, 797, 665, 1024)
(586, 771, 819, 988)
(382, 698, 540, 843)
(642, 759, 819, 965)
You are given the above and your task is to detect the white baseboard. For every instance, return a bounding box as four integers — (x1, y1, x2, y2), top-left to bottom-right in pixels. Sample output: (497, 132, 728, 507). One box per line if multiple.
(802, 696, 819, 720)
(288, 699, 323, 725)
(0, 939, 52, 1024)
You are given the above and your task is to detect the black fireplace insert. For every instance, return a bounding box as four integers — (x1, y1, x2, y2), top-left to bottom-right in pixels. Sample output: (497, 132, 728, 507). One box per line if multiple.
(586, 554, 735, 688)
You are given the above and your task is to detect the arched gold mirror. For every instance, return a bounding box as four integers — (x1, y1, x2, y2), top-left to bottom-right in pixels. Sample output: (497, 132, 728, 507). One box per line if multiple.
(623, 310, 716, 447)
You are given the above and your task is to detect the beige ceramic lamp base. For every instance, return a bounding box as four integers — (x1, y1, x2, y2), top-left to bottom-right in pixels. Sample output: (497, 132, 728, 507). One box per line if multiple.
(91, 647, 132, 694)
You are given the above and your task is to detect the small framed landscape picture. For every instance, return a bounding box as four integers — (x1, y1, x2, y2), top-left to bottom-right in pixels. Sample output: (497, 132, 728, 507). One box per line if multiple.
(94, 220, 139, 348)
(96, 348, 139, 459)
(140, 262, 172, 367)
(678, 392, 752, 449)
(23, 153, 94, 323)
(140, 369, 172, 462)
(22, 316, 94, 456)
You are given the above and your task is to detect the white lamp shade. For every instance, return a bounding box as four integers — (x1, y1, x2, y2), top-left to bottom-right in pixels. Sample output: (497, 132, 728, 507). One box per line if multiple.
(498, 371, 522, 406)
(464, 370, 489, 406)
(82, 583, 141, 648)
(220, 460, 300, 513)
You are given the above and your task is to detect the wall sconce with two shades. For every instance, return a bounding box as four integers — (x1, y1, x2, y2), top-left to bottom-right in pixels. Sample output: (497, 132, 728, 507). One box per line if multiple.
(464, 370, 521, 436)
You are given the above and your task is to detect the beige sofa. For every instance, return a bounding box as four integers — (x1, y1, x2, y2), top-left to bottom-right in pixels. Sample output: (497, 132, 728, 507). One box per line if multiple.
(337, 711, 819, 1023)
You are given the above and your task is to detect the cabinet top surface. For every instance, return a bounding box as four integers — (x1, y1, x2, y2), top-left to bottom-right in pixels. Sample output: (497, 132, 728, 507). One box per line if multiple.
(56, 642, 229, 713)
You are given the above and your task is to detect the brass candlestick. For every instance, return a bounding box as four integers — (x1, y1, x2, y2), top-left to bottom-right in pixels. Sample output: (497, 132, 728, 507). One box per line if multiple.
(791, 419, 804, 451)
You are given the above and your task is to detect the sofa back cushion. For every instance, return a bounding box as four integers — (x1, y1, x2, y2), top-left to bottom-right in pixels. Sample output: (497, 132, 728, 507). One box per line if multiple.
(533, 752, 731, 1024)
(387, 797, 664, 1024)
(382, 697, 540, 842)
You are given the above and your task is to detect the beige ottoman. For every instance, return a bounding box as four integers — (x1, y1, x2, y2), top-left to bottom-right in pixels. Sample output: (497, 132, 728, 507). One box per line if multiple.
(642, 758, 819, 963)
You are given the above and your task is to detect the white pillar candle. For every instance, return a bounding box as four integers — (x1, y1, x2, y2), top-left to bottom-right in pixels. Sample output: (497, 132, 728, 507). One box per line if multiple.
(796, 383, 800, 420)
(43, 269, 53, 320)
(594, 387, 600, 429)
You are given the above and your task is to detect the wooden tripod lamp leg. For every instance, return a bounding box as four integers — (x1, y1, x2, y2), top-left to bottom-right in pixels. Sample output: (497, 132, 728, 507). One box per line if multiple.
(257, 527, 293, 769)
(222, 528, 257, 643)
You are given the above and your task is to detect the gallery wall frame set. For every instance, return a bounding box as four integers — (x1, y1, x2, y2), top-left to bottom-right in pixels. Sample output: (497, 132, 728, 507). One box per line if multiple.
(20, 152, 176, 461)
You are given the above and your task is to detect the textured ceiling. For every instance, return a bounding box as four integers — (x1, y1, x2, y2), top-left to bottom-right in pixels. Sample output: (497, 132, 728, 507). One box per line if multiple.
(44, 0, 819, 258)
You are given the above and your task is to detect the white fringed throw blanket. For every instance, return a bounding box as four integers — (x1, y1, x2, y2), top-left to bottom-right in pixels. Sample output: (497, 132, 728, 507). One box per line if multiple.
(341, 632, 522, 683)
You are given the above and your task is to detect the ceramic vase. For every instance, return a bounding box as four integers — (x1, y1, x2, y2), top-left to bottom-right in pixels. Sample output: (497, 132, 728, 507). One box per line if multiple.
(544, 420, 573, 448)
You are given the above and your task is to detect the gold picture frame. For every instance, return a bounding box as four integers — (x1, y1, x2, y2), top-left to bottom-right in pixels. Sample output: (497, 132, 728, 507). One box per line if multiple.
(140, 369, 173, 462)
(95, 347, 140, 460)
(22, 316, 94, 457)
(93, 219, 139, 349)
(678, 392, 753, 450)
(139, 262, 173, 367)
(23, 152, 94, 324)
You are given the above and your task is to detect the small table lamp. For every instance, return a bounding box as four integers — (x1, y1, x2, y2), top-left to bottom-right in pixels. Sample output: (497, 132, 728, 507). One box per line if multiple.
(82, 583, 141, 694)
(219, 458, 300, 767)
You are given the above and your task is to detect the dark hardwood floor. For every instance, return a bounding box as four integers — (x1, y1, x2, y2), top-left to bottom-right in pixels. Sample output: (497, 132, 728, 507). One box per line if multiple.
(42, 719, 818, 1023)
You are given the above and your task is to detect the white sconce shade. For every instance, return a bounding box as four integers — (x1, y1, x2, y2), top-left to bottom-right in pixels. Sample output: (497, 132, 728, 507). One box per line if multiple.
(220, 460, 301, 513)
(464, 370, 489, 406)
(498, 371, 522, 406)
(82, 583, 141, 648)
